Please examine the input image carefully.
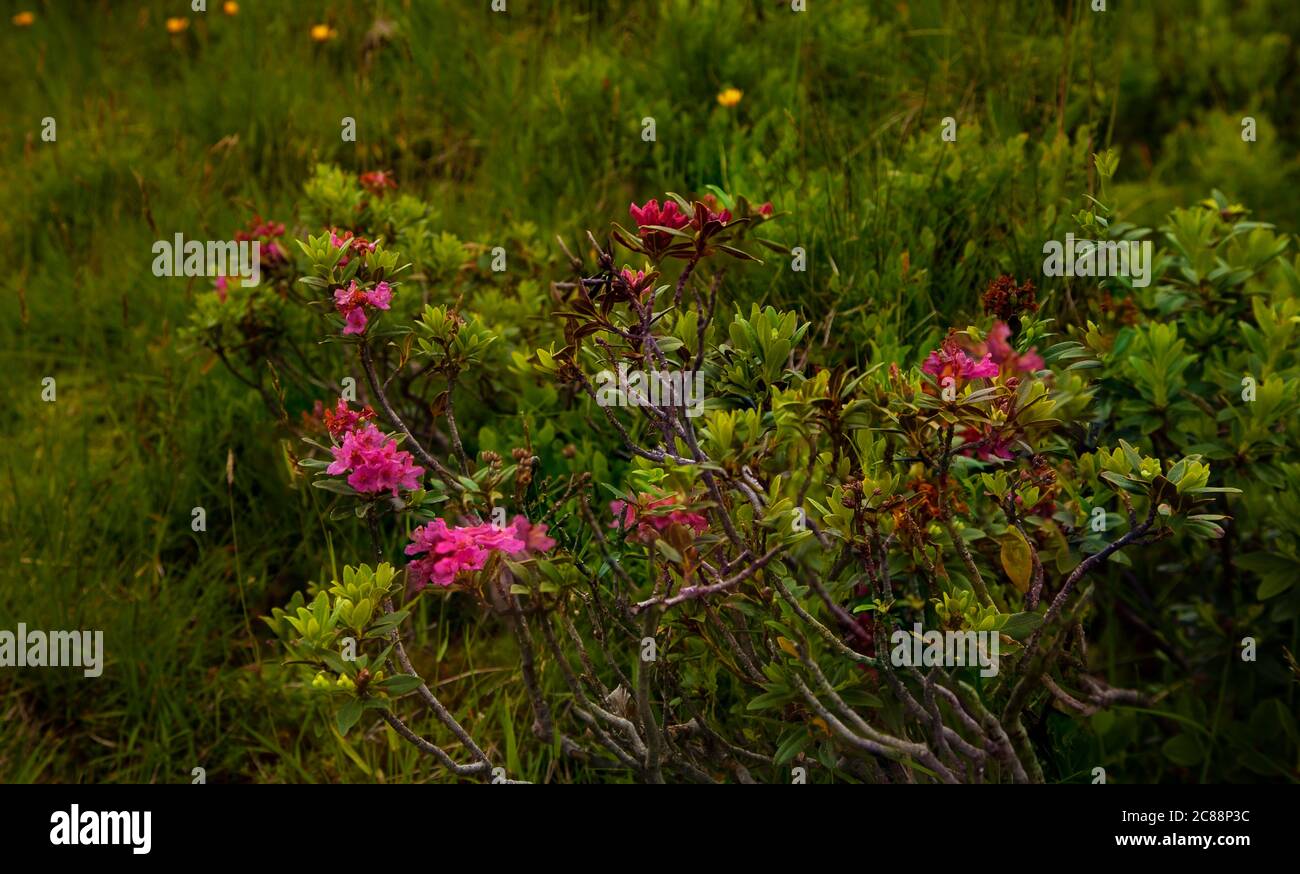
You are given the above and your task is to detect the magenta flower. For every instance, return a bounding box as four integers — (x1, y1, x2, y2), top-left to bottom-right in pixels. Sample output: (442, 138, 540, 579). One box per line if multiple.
(508, 515, 556, 556)
(343, 307, 369, 334)
(629, 198, 692, 259)
(404, 518, 528, 590)
(326, 424, 423, 495)
(367, 281, 392, 309)
(697, 194, 733, 228)
(986, 322, 1044, 374)
(334, 280, 393, 335)
(629, 199, 690, 233)
(922, 340, 999, 384)
(610, 493, 709, 544)
(236, 215, 287, 263)
(959, 425, 1015, 461)
(619, 267, 657, 299)
(250, 218, 285, 239)
(214, 275, 228, 303)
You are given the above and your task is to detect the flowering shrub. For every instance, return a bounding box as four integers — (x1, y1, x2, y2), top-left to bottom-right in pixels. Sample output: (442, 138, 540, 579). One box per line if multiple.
(182, 158, 1300, 784)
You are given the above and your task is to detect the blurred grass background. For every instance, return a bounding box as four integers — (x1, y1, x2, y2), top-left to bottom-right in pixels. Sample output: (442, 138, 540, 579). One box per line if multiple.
(1, 0, 1297, 782)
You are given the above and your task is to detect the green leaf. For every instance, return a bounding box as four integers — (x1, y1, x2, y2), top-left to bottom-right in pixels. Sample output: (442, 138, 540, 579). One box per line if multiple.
(717, 244, 763, 263)
(997, 612, 1043, 640)
(747, 688, 793, 711)
(654, 539, 683, 564)
(312, 478, 358, 495)
(774, 730, 812, 765)
(1161, 734, 1202, 767)
(1236, 552, 1299, 599)
(336, 698, 363, 736)
(376, 674, 425, 695)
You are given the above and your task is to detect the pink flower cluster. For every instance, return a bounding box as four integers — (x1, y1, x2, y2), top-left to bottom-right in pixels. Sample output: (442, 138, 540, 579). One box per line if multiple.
(236, 215, 287, 264)
(326, 423, 423, 495)
(609, 493, 709, 544)
(984, 322, 1044, 374)
(958, 425, 1015, 461)
(334, 280, 392, 335)
(359, 170, 397, 197)
(922, 339, 999, 384)
(629, 199, 690, 235)
(214, 214, 287, 302)
(405, 515, 555, 590)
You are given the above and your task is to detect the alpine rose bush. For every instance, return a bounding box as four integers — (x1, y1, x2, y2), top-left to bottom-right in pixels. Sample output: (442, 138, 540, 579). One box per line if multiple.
(205, 160, 1300, 786)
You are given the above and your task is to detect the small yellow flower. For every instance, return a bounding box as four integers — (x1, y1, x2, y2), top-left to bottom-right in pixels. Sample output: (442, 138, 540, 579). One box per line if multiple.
(716, 87, 743, 108)
(310, 23, 337, 42)
(223, 1, 239, 15)
(165, 17, 189, 34)
(13, 11, 35, 27)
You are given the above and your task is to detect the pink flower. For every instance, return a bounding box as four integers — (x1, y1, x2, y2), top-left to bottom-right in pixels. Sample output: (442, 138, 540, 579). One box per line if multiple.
(509, 515, 556, 557)
(334, 283, 356, 308)
(404, 518, 527, 589)
(334, 279, 392, 335)
(235, 215, 286, 263)
(619, 267, 656, 298)
(366, 281, 392, 310)
(326, 424, 423, 495)
(697, 194, 733, 229)
(610, 493, 708, 543)
(758, 201, 774, 217)
(360, 170, 397, 196)
(250, 218, 285, 239)
(985, 322, 1044, 374)
(262, 240, 286, 263)
(922, 339, 999, 384)
(629, 199, 690, 233)
(343, 307, 368, 335)
(959, 426, 1015, 461)
(214, 275, 228, 303)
